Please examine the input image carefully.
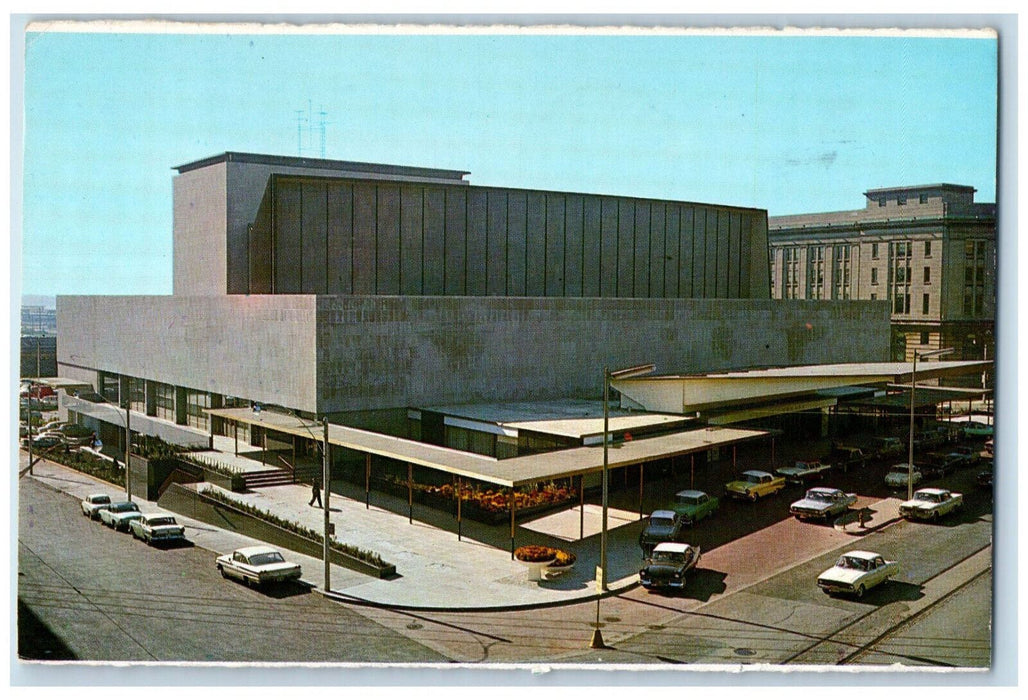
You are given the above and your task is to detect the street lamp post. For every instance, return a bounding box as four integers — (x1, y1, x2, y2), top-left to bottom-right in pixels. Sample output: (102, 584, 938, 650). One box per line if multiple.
(323, 417, 330, 592)
(125, 400, 132, 501)
(908, 347, 953, 500)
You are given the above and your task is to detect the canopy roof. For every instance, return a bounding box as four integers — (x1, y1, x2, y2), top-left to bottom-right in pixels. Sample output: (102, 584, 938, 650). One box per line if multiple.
(207, 407, 768, 488)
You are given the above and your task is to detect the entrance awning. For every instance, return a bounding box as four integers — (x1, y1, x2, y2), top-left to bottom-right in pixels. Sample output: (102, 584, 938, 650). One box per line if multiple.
(206, 407, 769, 488)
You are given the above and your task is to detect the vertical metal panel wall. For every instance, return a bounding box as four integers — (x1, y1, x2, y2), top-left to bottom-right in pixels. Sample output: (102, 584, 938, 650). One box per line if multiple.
(249, 175, 770, 299)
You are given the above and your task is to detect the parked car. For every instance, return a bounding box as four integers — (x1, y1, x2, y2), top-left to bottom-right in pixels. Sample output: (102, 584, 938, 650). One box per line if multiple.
(885, 464, 921, 490)
(724, 470, 786, 501)
(80, 493, 113, 519)
(216, 546, 302, 587)
(639, 542, 701, 591)
(776, 460, 832, 485)
(671, 489, 719, 526)
(639, 510, 685, 552)
(947, 446, 979, 468)
(922, 452, 962, 478)
(98, 501, 143, 531)
(977, 466, 993, 488)
(817, 550, 899, 598)
(826, 444, 867, 472)
(899, 487, 963, 521)
(789, 487, 857, 522)
(21, 435, 63, 450)
(961, 421, 994, 439)
(129, 513, 187, 545)
(869, 436, 904, 459)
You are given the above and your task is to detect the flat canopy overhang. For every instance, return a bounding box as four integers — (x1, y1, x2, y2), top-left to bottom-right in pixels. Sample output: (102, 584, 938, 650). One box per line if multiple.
(207, 407, 768, 488)
(613, 361, 992, 414)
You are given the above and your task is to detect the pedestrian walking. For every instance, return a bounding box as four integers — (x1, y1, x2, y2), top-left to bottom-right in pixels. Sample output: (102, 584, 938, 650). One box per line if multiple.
(309, 477, 323, 508)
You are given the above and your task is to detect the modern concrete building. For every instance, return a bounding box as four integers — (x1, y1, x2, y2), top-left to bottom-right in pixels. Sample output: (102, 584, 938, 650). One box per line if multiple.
(768, 184, 996, 363)
(57, 152, 892, 455)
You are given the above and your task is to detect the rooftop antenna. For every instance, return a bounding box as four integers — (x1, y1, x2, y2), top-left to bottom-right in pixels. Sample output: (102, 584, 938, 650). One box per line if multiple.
(295, 108, 307, 156)
(317, 105, 328, 158)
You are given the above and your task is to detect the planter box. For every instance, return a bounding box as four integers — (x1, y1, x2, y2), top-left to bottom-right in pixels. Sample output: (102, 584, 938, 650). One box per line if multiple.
(158, 483, 395, 579)
(376, 478, 577, 525)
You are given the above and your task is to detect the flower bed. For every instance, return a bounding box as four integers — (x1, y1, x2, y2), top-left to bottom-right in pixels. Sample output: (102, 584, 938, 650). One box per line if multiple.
(380, 476, 578, 524)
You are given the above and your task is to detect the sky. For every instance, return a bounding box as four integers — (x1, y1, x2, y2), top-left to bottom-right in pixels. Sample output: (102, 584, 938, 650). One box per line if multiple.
(15, 21, 999, 297)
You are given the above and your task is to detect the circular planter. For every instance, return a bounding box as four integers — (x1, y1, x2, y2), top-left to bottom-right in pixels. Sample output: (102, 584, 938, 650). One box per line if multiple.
(543, 563, 575, 579)
(518, 558, 556, 581)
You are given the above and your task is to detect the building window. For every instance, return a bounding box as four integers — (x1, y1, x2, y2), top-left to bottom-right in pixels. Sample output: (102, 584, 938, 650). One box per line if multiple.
(128, 377, 145, 413)
(806, 245, 827, 299)
(832, 245, 852, 300)
(923, 266, 931, 284)
(920, 331, 930, 344)
(871, 268, 878, 285)
(872, 242, 879, 259)
(963, 239, 988, 317)
(184, 388, 210, 430)
(890, 241, 913, 316)
(924, 241, 932, 257)
(154, 382, 175, 422)
(878, 198, 886, 207)
(919, 194, 929, 204)
(897, 196, 907, 205)
(870, 293, 877, 301)
(922, 293, 930, 315)
(783, 247, 800, 299)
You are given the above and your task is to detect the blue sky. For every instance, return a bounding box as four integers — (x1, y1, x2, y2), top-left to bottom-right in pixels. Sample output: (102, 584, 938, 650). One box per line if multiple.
(18, 26, 999, 296)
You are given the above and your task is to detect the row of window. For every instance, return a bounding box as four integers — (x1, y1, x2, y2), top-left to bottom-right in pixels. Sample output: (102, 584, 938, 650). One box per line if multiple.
(877, 194, 930, 207)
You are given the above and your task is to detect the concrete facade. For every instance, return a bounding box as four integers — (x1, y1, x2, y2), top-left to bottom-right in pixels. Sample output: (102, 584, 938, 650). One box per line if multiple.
(58, 294, 890, 422)
(768, 184, 995, 362)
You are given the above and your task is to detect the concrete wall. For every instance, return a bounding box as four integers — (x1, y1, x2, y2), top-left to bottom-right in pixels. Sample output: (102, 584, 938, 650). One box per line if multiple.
(251, 176, 771, 301)
(173, 163, 228, 296)
(314, 296, 891, 413)
(58, 294, 889, 424)
(57, 295, 320, 413)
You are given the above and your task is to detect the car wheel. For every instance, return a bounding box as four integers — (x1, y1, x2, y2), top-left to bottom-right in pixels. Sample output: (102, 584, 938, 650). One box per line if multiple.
(855, 585, 865, 599)
(749, 492, 758, 502)
(218, 565, 228, 579)
(931, 511, 940, 522)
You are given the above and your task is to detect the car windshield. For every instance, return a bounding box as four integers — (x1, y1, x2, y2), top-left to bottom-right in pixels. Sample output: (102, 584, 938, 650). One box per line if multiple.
(888, 468, 909, 477)
(111, 503, 138, 513)
(649, 517, 674, 528)
(651, 551, 686, 564)
(915, 492, 940, 503)
(149, 517, 175, 526)
(92, 496, 110, 504)
(743, 474, 763, 484)
(807, 491, 832, 502)
(837, 556, 870, 571)
(248, 551, 285, 566)
(676, 495, 699, 506)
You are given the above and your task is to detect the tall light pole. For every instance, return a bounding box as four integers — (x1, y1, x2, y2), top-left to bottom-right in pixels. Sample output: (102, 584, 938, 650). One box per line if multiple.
(322, 416, 331, 592)
(125, 399, 132, 501)
(908, 347, 953, 500)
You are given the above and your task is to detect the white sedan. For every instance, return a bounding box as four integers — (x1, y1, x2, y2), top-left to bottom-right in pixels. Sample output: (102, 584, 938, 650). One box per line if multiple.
(98, 501, 143, 531)
(81, 493, 112, 519)
(899, 488, 964, 521)
(129, 513, 187, 545)
(216, 546, 302, 587)
(885, 464, 921, 490)
(817, 550, 899, 599)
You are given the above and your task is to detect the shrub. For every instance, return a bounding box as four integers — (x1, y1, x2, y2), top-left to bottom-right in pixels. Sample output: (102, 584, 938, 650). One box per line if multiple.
(199, 486, 387, 568)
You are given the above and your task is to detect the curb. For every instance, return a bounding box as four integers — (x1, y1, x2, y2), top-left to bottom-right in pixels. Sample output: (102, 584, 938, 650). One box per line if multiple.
(315, 576, 641, 613)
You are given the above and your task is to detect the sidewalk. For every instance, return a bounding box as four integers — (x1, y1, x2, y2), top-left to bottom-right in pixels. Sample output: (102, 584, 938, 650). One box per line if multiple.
(19, 451, 640, 611)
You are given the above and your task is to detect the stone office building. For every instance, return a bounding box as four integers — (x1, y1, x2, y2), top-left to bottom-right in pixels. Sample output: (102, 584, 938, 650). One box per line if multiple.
(57, 152, 890, 446)
(767, 183, 996, 364)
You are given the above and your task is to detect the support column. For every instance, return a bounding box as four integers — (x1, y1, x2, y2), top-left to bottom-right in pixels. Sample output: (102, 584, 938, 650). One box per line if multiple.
(509, 487, 516, 559)
(638, 464, 644, 519)
(732, 446, 737, 470)
(365, 454, 371, 509)
(456, 476, 463, 542)
(234, 422, 239, 457)
(579, 474, 585, 541)
(407, 463, 413, 524)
